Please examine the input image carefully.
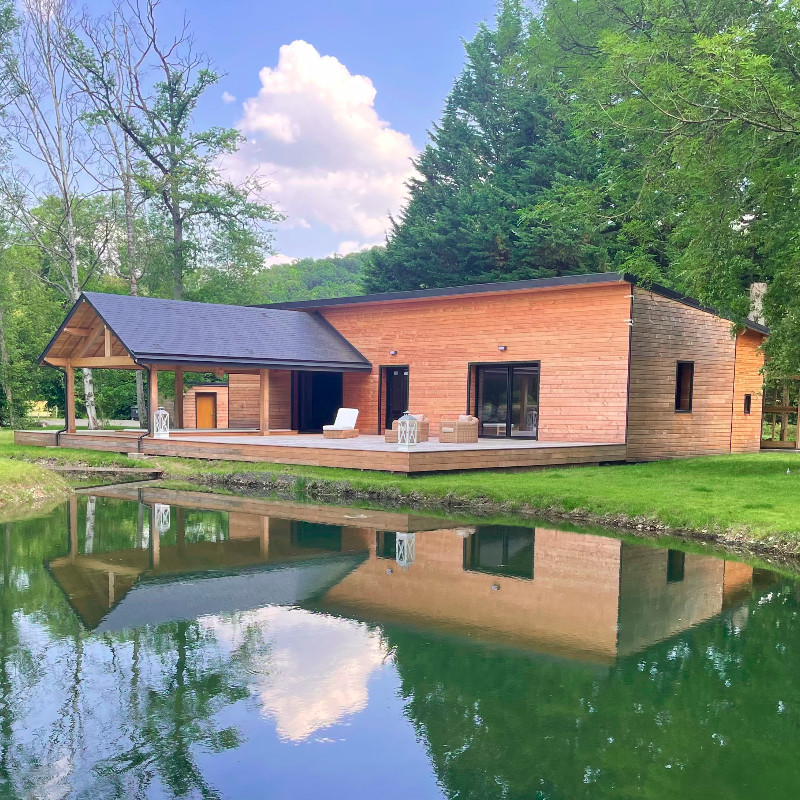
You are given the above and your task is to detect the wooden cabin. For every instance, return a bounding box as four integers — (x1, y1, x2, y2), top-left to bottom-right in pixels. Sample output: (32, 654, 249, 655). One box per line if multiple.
(22, 273, 768, 470)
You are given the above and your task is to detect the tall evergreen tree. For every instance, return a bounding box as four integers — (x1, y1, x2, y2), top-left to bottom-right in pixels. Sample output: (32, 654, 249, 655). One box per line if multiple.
(364, 1, 606, 292)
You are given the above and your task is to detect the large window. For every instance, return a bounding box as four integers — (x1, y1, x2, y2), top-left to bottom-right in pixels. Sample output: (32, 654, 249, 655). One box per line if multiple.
(473, 363, 540, 438)
(463, 525, 535, 580)
(675, 361, 694, 413)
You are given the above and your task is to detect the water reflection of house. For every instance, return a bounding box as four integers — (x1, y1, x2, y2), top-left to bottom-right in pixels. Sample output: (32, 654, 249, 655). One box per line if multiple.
(318, 526, 771, 664)
(48, 488, 772, 663)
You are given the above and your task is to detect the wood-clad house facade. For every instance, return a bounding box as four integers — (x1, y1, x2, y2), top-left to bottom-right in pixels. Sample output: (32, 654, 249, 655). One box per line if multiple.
(30, 273, 768, 466)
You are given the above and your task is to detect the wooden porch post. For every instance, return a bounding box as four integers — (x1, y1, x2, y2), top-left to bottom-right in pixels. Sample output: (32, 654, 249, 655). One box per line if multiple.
(148, 367, 159, 433)
(65, 363, 76, 434)
(259, 368, 269, 435)
(174, 367, 184, 430)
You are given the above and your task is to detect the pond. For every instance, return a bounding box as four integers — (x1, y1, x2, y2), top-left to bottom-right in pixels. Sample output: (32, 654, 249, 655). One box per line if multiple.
(1, 484, 798, 799)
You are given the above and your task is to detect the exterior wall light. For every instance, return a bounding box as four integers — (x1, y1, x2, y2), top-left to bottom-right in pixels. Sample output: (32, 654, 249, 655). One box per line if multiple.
(498, 345, 507, 351)
(389, 349, 398, 355)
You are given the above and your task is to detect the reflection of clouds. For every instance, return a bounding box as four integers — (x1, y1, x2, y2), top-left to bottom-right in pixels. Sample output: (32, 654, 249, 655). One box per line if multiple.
(203, 607, 387, 741)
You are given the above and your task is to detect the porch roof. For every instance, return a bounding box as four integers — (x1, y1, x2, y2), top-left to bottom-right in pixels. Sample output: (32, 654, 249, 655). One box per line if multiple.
(40, 292, 372, 371)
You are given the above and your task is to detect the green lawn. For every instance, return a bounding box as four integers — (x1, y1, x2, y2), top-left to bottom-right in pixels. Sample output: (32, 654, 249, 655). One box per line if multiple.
(0, 456, 69, 518)
(1, 428, 799, 541)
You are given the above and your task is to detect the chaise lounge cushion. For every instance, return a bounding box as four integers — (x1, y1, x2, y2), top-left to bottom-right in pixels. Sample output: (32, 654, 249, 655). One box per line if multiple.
(323, 408, 359, 438)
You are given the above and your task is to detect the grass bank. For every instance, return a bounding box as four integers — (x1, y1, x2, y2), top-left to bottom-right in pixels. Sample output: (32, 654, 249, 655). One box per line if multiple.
(0, 455, 69, 520)
(1, 429, 799, 547)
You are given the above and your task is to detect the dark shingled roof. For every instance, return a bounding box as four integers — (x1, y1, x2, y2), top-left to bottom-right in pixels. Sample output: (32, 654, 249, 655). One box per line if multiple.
(44, 292, 372, 370)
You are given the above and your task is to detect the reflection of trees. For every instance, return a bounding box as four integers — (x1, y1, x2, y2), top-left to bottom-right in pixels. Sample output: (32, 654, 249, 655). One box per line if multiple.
(386, 582, 800, 800)
(94, 620, 248, 799)
(0, 501, 249, 798)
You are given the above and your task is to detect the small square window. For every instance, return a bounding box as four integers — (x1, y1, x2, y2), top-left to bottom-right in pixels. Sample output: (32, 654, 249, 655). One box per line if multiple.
(675, 362, 694, 413)
(744, 394, 752, 415)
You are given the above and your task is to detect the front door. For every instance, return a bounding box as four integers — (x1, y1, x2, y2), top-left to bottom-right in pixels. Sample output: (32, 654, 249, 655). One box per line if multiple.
(474, 363, 540, 438)
(195, 393, 217, 429)
(383, 366, 409, 431)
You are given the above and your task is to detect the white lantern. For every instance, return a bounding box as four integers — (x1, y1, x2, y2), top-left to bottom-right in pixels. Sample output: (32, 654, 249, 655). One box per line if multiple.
(396, 411, 419, 451)
(154, 503, 171, 534)
(396, 532, 416, 570)
(153, 406, 170, 438)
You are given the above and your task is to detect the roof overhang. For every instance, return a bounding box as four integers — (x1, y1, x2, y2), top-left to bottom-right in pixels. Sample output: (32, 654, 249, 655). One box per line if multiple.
(261, 272, 771, 336)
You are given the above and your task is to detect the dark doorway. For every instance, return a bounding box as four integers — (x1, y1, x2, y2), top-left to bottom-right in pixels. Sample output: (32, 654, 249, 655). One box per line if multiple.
(383, 366, 409, 431)
(292, 371, 343, 432)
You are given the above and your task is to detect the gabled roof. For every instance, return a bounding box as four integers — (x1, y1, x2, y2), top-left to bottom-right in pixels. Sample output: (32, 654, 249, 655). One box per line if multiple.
(262, 272, 770, 336)
(41, 292, 372, 371)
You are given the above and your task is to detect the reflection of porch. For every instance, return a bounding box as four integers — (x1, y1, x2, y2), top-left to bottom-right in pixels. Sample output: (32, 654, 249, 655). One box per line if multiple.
(15, 428, 626, 473)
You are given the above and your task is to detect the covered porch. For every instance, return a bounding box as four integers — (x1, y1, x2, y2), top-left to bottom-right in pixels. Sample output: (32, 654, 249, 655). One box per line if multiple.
(35, 291, 372, 437)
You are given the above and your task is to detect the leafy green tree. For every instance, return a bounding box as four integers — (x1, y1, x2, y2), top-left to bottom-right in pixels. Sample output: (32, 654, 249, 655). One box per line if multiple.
(541, 0, 800, 369)
(69, 0, 280, 301)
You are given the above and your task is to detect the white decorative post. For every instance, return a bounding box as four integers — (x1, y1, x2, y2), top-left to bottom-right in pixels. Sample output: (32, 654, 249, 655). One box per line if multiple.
(153, 406, 170, 438)
(396, 411, 419, 451)
(154, 503, 171, 534)
(396, 532, 416, 570)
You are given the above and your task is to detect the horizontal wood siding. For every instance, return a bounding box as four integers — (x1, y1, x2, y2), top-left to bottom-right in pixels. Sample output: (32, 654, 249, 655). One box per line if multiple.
(183, 385, 229, 429)
(228, 373, 259, 428)
(269, 370, 292, 429)
(228, 371, 291, 430)
(627, 288, 738, 460)
(731, 329, 766, 453)
(320, 284, 633, 440)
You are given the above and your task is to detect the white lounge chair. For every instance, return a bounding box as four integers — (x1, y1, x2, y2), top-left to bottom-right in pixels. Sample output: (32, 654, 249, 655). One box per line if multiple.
(323, 408, 359, 439)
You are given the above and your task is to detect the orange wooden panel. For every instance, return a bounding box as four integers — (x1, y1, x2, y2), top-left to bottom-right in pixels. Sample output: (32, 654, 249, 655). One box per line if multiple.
(321, 283, 633, 440)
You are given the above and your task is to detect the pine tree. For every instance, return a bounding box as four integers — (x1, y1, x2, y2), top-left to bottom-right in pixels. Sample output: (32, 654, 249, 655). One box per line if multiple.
(364, 1, 605, 292)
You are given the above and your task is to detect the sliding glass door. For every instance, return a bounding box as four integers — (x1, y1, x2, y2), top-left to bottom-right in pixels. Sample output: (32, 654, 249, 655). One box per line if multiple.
(475, 363, 540, 439)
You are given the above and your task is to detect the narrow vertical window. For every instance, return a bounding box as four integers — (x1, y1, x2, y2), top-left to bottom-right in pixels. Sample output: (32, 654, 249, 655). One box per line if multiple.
(675, 361, 694, 412)
(667, 550, 686, 583)
(744, 394, 752, 415)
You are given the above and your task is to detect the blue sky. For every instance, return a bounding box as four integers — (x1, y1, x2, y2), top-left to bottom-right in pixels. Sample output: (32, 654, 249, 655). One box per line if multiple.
(135, 0, 497, 261)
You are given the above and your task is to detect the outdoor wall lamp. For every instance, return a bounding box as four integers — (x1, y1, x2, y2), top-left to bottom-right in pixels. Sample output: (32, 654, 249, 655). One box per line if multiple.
(497, 345, 507, 351)
(389, 349, 398, 355)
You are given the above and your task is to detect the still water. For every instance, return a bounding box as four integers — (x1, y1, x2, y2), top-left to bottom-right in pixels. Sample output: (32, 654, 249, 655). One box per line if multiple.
(0, 485, 797, 799)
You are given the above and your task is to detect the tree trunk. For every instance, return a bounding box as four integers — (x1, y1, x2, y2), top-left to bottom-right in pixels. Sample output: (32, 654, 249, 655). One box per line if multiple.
(122, 166, 148, 428)
(0, 305, 15, 428)
(172, 204, 184, 301)
(67, 215, 99, 430)
(82, 368, 98, 429)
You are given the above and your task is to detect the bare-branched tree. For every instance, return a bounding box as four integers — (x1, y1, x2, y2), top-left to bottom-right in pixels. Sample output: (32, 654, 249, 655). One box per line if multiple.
(0, 0, 111, 428)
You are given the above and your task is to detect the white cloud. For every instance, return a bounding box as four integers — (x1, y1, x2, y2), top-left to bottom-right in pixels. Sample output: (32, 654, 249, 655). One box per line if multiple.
(204, 607, 387, 741)
(331, 240, 374, 257)
(264, 253, 295, 267)
(223, 40, 417, 242)
(222, 91, 237, 104)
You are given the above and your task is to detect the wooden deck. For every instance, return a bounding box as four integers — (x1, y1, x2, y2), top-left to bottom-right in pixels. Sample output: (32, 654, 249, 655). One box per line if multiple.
(14, 429, 627, 473)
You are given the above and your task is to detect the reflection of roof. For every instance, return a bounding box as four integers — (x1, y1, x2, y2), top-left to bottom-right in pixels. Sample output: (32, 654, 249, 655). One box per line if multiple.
(54, 555, 367, 633)
(41, 292, 372, 370)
